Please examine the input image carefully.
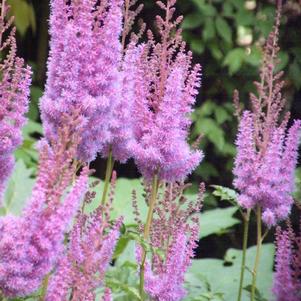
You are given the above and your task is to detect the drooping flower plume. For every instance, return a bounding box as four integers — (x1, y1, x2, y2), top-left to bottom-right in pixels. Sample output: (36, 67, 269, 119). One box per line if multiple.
(0, 115, 89, 297)
(0, 3, 31, 199)
(41, 0, 125, 162)
(46, 174, 121, 301)
(233, 2, 301, 226)
(129, 0, 203, 181)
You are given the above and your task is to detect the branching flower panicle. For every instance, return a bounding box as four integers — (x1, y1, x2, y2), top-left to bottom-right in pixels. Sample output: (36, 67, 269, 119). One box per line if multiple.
(41, 0, 124, 162)
(135, 182, 204, 300)
(233, 1, 301, 226)
(273, 219, 301, 301)
(0, 2, 31, 199)
(46, 173, 122, 301)
(0, 114, 89, 297)
(130, 0, 203, 181)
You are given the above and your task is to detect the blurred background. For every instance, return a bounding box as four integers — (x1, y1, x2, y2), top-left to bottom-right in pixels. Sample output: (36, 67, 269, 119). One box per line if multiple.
(10, 0, 301, 258)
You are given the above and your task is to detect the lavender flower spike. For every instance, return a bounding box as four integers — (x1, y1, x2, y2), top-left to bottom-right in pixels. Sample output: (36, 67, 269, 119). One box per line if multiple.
(0, 115, 89, 298)
(130, 0, 203, 181)
(233, 2, 301, 225)
(0, 3, 31, 199)
(46, 205, 122, 300)
(41, 0, 124, 162)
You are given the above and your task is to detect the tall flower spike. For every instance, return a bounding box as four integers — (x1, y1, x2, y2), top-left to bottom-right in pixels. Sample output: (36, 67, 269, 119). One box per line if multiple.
(273, 221, 301, 301)
(233, 1, 301, 226)
(46, 178, 122, 301)
(40, 0, 124, 162)
(0, 115, 89, 298)
(130, 0, 203, 181)
(0, 2, 31, 200)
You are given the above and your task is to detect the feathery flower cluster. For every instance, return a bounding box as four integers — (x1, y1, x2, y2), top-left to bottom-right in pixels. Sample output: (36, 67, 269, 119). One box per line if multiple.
(0, 3, 31, 199)
(41, 0, 131, 162)
(46, 174, 121, 301)
(129, 0, 203, 181)
(0, 116, 89, 297)
(234, 111, 301, 226)
(233, 2, 301, 226)
(273, 220, 301, 301)
(135, 182, 204, 300)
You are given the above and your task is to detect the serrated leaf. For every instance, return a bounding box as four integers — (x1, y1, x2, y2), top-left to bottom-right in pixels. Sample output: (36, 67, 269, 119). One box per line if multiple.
(211, 185, 238, 203)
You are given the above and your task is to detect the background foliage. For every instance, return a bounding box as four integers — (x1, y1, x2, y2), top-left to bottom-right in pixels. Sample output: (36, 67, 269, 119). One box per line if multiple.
(7, 0, 301, 299)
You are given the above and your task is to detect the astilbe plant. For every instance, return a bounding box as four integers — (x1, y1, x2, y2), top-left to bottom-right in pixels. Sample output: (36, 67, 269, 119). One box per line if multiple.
(46, 173, 122, 301)
(0, 2, 31, 199)
(129, 0, 203, 182)
(135, 182, 204, 301)
(233, 2, 301, 301)
(0, 114, 89, 298)
(40, 0, 135, 163)
(273, 215, 301, 301)
(233, 1, 301, 227)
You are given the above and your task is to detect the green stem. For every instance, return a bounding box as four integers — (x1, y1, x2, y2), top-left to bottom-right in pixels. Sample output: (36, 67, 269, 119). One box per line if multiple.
(251, 206, 262, 301)
(101, 148, 114, 206)
(139, 174, 159, 300)
(237, 209, 250, 301)
(39, 274, 50, 301)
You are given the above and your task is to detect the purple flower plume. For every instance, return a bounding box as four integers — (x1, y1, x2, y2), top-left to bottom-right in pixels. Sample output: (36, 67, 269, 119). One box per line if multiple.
(0, 117, 89, 298)
(46, 201, 122, 300)
(129, 0, 203, 181)
(41, 0, 126, 162)
(234, 112, 301, 226)
(273, 221, 301, 301)
(0, 4, 31, 199)
(135, 182, 204, 300)
(233, 4, 301, 226)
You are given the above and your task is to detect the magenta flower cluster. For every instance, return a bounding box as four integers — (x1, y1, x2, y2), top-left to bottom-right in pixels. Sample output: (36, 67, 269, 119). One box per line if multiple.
(46, 213, 121, 300)
(41, 0, 131, 162)
(40, 0, 203, 182)
(0, 139, 89, 297)
(273, 225, 301, 301)
(234, 111, 301, 226)
(0, 7, 31, 198)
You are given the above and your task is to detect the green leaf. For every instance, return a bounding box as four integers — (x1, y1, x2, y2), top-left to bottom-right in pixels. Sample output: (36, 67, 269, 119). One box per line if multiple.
(211, 185, 238, 203)
(182, 13, 203, 29)
(199, 207, 240, 238)
(192, 0, 217, 17)
(214, 107, 231, 125)
(2, 160, 35, 216)
(8, 0, 36, 36)
(188, 244, 275, 300)
(203, 18, 216, 41)
(190, 39, 205, 55)
(195, 118, 225, 151)
(87, 178, 148, 225)
(22, 120, 43, 140)
(215, 17, 232, 44)
(223, 48, 245, 74)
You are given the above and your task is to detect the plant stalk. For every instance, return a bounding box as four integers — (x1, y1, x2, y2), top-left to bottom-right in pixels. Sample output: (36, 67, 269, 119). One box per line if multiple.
(39, 273, 50, 301)
(250, 206, 262, 301)
(237, 209, 250, 301)
(139, 174, 159, 300)
(101, 148, 114, 206)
